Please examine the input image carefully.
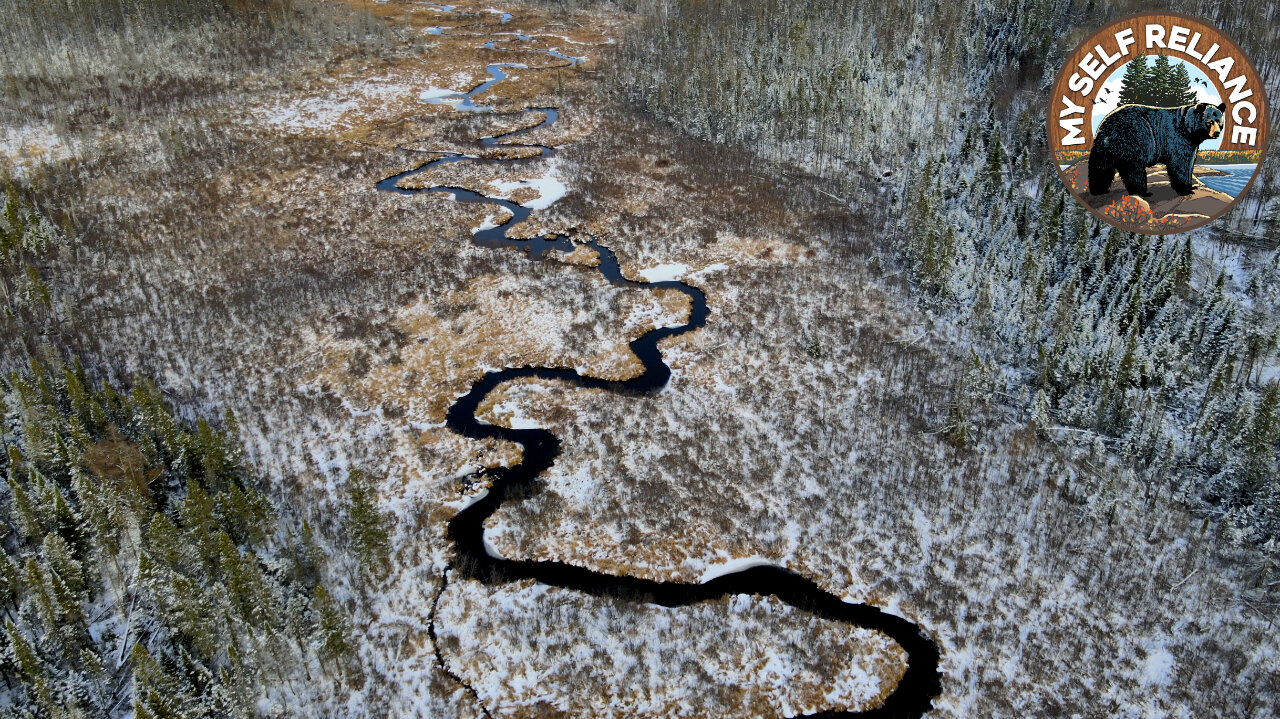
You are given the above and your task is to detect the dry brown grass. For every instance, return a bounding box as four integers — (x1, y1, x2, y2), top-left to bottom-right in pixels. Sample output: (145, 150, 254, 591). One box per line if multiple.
(310, 269, 688, 426)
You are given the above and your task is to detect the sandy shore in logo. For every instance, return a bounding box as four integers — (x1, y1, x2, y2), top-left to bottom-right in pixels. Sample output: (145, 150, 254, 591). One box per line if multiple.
(1062, 160, 1233, 232)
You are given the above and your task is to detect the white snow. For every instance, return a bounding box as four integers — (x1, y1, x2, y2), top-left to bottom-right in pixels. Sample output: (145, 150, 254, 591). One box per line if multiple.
(689, 262, 728, 278)
(522, 174, 567, 209)
(1142, 643, 1175, 687)
(419, 86, 460, 100)
(492, 160, 568, 209)
(444, 487, 490, 512)
(258, 80, 424, 133)
(0, 123, 75, 170)
(471, 209, 513, 234)
(635, 263, 689, 282)
(482, 530, 505, 559)
(699, 556, 779, 583)
(481, 397, 544, 429)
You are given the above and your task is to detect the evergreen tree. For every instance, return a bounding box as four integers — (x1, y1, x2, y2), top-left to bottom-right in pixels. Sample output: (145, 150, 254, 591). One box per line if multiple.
(1170, 62, 1197, 105)
(1031, 389, 1052, 437)
(985, 135, 1004, 187)
(312, 584, 351, 671)
(1239, 383, 1280, 502)
(1174, 235, 1193, 290)
(1116, 56, 1149, 106)
(1143, 53, 1195, 107)
(344, 469, 390, 578)
(5, 620, 57, 713)
(0, 355, 353, 713)
(131, 644, 194, 719)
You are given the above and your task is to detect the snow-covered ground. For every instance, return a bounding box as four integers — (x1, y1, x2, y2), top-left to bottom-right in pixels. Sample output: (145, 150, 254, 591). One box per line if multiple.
(0, 123, 78, 174)
(491, 158, 568, 209)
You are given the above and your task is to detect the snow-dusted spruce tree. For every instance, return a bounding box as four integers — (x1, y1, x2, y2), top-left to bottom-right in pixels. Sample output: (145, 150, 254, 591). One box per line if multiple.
(344, 469, 391, 580)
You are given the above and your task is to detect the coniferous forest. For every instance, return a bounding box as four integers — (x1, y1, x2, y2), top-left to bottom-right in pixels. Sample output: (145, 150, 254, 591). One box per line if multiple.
(613, 0, 1280, 546)
(1, 357, 356, 717)
(1, 190, 374, 716)
(1116, 54, 1199, 108)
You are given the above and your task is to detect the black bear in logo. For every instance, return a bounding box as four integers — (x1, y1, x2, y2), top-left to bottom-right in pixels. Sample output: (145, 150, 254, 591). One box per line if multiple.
(1088, 101, 1227, 197)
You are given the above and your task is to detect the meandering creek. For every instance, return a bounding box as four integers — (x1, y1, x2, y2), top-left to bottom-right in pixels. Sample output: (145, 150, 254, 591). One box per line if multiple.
(377, 9, 942, 716)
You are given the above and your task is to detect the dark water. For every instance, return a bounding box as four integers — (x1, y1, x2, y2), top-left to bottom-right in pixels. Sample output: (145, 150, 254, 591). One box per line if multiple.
(377, 19, 942, 718)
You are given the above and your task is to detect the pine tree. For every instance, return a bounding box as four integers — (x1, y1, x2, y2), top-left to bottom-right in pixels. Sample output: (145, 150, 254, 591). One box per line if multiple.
(312, 583, 351, 671)
(131, 644, 192, 719)
(1239, 383, 1280, 502)
(944, 352, 988, 448)
(41, 533, 88, 614)
(40, 532, 93, 659)
(5, 620, 58, 713)
(1169, 62, 1197, 105)
(195, 418, 237, 493)
(1174, 235, 1193, 290)
(985, 135, 1004, 187)
(344, 469, 390, 578)
(1147, 54, 1177, 106)
(144, 513, 188, 572)
(1031, 389, 1052, 437)
(217, 530, 271, 628)
(7, 452, 44, 540)
(1117, 56, 1149, 106)
(216, 483, 275, 549)
(0, 355, 354, 713)
(0, 552, 22, 619)
(179, 480, 221, 570)
(1117, 323, 1141, 391)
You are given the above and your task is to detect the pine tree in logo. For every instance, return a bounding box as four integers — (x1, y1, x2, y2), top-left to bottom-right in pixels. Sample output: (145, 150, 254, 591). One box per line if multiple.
(1117, 55, 1149, 106)
(1147, 53, 1176, 105)
(1117, 53, 1199, 107)
(1169, 62, 1198, 105)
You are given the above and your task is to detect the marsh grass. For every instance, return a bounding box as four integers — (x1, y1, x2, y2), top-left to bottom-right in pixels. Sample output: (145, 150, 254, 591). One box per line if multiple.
(0, 0, 391, 130)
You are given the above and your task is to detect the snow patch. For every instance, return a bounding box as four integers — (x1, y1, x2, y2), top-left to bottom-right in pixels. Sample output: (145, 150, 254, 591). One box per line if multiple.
(444, 488, 490, 512)
(0, 124, 75, 170)
(482, 398, 544, 429)
(471, 209, 513, 234)
(689, 262, 728, 277)
(699, 556, 778, 583)
(1141, 642, 1175, 687)
(420, 86, 460, 100)
(482, 530, 504, 559)
(636, 263, 690, 282)
(259, 80, 423, 133)
(492, 159, 568, 209)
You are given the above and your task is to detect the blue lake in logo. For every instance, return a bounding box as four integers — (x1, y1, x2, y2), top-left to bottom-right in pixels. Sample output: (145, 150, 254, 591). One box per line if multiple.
(1197, 164, 1257, 198)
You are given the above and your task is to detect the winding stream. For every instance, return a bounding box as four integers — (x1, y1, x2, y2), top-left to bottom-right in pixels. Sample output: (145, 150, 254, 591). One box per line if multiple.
(378, 10, 942, 717)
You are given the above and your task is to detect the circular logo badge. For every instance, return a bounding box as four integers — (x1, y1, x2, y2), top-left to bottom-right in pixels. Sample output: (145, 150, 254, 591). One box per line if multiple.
(1048, 13, 1270, 234)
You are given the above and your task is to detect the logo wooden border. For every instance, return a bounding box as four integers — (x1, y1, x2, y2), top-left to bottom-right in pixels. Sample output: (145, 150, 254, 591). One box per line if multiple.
(1047, 12, 1270, 235)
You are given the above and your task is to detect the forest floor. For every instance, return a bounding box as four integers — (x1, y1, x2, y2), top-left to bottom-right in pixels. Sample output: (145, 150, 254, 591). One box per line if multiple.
(4, 1, 1279, 717)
